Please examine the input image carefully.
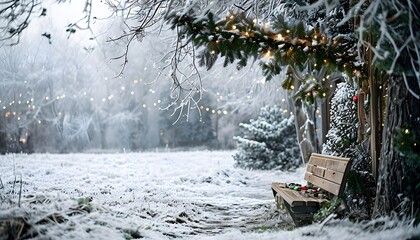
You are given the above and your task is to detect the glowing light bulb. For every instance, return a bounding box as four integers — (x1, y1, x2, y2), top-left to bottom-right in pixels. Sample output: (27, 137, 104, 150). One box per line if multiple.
(265, 50, 271, 59)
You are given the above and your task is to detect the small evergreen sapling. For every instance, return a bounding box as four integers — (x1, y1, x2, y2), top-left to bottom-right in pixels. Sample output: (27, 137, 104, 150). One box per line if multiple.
(322, 80, 358, 155)
(233, 105, 301, 170)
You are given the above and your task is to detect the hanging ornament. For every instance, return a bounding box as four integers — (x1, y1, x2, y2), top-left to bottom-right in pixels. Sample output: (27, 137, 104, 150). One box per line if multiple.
(352, 95, 358, 103)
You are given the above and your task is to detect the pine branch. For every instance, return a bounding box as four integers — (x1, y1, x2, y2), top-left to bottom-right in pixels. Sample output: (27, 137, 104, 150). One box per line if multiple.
(167, 10, 364, 102)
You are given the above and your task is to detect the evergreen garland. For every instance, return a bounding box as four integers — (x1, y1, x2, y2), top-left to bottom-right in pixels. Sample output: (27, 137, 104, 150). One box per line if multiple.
(233, 105, 301, 170)
(167, 10, 363, 103)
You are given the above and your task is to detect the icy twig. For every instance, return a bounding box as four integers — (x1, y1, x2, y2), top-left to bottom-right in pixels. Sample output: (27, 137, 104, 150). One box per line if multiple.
(319, 213, 337, 231)
(403, 73, 419, 99)
(18, 174, 22, 207)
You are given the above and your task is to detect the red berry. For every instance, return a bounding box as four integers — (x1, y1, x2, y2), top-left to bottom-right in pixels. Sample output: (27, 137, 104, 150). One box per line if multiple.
(353, 95, 358, 103)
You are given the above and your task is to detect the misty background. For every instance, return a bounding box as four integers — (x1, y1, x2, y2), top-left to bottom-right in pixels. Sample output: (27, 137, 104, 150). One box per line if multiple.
(0, 1, 289, 153)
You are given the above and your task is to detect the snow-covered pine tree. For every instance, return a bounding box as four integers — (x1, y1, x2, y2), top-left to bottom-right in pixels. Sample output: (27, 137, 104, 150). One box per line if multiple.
(322, 79, 358, 155)
(233, 105, 301, 170)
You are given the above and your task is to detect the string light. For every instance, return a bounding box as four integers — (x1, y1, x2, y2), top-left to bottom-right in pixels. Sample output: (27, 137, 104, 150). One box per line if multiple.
(264, 50, 272, 59)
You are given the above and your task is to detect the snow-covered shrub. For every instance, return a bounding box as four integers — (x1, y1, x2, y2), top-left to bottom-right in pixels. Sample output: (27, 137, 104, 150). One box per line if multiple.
(343, 141, 376, 220)
(233, 105, 301, 170)
(322, 80, 358, 155)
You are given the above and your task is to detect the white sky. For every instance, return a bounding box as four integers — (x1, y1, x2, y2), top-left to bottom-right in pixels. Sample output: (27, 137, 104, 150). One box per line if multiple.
(23, 0, 114, 46)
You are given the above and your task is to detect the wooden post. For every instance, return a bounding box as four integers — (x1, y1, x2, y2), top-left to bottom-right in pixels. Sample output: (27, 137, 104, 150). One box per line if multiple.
(368, 35, 380, 181)
(320, 98, 329, 148)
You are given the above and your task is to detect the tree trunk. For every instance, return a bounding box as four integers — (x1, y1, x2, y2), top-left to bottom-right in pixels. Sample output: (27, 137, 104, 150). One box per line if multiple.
(374, 75, 420, 217)
(292, 98, 314, 164)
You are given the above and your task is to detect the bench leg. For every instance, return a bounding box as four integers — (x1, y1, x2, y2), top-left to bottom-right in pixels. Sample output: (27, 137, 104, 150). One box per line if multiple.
(283, 201, 319, 227)
(272, 188, 286, 210)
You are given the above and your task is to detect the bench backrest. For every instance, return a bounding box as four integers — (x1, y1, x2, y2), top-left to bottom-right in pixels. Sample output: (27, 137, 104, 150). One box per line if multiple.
(304, 153, 352, 196)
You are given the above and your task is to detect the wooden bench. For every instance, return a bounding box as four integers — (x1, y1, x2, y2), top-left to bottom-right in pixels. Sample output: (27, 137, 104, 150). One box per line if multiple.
(271, 153, 352, 226)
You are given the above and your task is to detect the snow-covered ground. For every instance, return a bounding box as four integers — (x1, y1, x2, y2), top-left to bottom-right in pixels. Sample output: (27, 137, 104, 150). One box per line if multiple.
(0, 151, 419, 239)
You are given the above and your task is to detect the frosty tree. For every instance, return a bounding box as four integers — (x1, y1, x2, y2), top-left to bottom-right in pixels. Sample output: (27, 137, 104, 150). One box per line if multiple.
(322, 80, 358, 155)
(233, 105, 301, 170)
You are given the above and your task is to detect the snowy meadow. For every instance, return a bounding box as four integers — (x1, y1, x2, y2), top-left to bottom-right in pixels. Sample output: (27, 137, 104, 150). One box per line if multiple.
(1, 151, 419, 239)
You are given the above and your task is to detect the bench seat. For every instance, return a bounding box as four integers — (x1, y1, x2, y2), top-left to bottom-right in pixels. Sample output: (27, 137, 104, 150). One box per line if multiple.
(272, 182, 328, 207)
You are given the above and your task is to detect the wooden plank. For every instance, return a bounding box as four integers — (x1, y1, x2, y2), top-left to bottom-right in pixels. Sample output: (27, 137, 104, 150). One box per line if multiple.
(304, 172, 341, 195)
(311, 153, 350, 163)
(271, 182, 286, 196)
(276, 188, 306, 206)
(325, 159, 349, 173)
(275, 187, 329, 207)
(306, 164, 326, 178)
(304, 196, 328, 207)
(324, 169, 345, 184)
(289, 191, 320, 207)
(308, 156, 326, 167)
